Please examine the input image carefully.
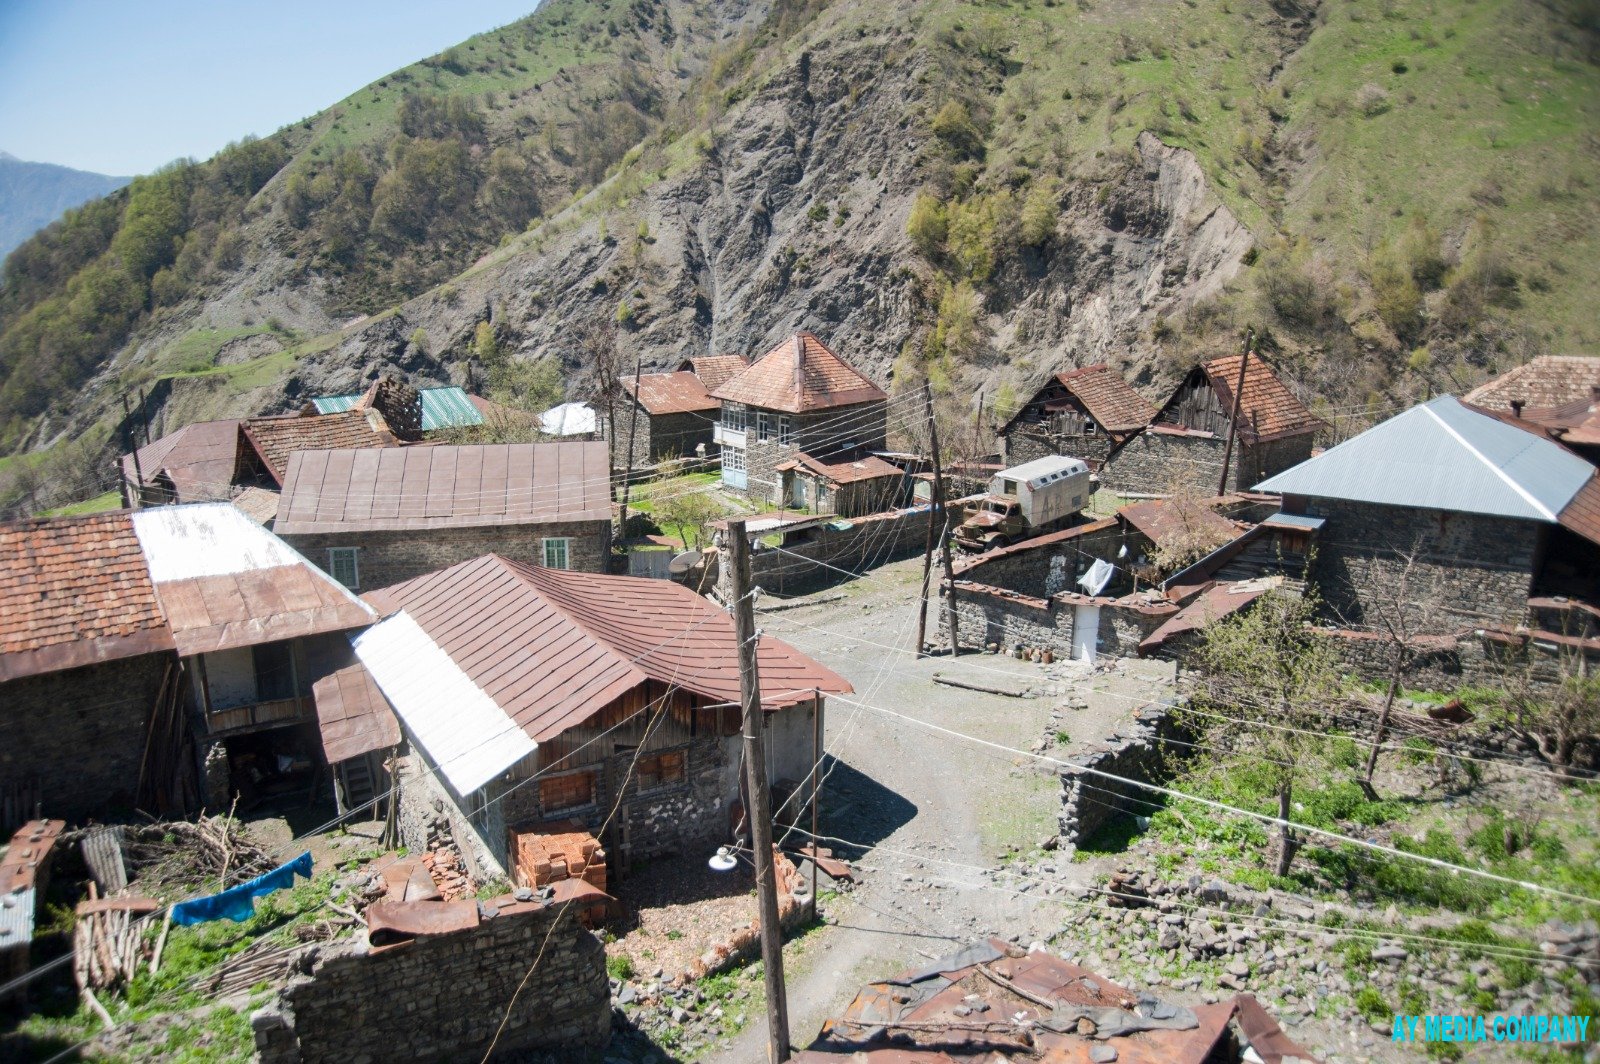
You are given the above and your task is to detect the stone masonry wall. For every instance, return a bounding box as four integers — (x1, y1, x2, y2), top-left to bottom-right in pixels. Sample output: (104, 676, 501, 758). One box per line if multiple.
(625, 407, 716, 469)
(746, 502, 954, 595)
(282, 519, 611, 590)
(1059, 704, 1193, 847)
(252, 902, 610, 1064)
(0, 654, 173, 824)
(1328, 627, 1600, 698)
(1100, 431, 1312, 496)
(1002, 426, 1115, 468)
(951, 521, 1131, 599)
(945, 585, 1068, 654)
(1306, 499, 1539, 632)
(740, 401, 888, 506)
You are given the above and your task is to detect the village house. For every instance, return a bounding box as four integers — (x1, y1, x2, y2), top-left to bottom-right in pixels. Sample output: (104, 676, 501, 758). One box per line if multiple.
(773, 449, 907, 517)
(272, 440, 613, 590)
(1100, 352, 1325, 496)
(0, 504, 377, 825)
(998, 363, 1157, 467)
(1257, 394, 1600, 638)
(342, 554, 850, 881)
(617, 371, 720, 468)
(306, 378, 493, 439)
(1463, 354, 1600, 411)
(120, 407, 398, 509)
(712, 333, 889, 505)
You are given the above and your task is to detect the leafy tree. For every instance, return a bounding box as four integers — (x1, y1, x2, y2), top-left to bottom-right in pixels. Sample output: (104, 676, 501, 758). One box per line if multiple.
(656, 489, 723, 550)
(907, 192, 947, 259)
(1188, 590, 1341, 876)
(928, 280, 984, 364)
(930, 100, 985, 160)
(473, 320, 501, 366)
(1019, 180, 1059, 246)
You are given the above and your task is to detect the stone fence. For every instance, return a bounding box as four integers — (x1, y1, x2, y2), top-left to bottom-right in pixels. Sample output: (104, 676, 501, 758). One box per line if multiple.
(252, 897, 610, 1063)
(941, 580, 1174, 660)
(1325, 625, 1600, 698)
(1058, 703, 1194, 848)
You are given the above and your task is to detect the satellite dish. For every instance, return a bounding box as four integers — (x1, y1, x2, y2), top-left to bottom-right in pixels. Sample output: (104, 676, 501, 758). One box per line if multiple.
(668, 550, 703, 574)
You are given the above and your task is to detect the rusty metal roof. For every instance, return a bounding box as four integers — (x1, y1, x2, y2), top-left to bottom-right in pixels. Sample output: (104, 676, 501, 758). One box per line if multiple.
(0, 820, 65, 895)
(623, 371, 719, 415)
(121, 419, 245, 500)
(1117, 499, 1242, 555)
(359, 555, 850, 783)
(131, 504, 376, 656)
(1139, 578, 1278, 654)
(274, 441, 611, 534)
(793, 940, 1318, 1063)
(776, 450, 905, 485)
(308, 638, 401, 764)
(1558, 475, 1600, 547)
(711, 334, 887, 414)
(242, 410, 397, 485)
(0, 511, 175, 681)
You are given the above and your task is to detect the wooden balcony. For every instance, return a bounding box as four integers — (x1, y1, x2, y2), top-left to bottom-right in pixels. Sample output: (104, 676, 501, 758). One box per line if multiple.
(206, 696, 313, 736)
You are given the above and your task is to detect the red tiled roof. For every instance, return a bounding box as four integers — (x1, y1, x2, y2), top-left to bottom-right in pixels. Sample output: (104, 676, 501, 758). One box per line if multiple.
(711, 333, 887, 414)
(1118, 499, 1242, 554)
(1199, 354, 1325, 443)
(1463, 355, 1600, 410)
(364, 554, 851, 743)
(243, 410, 396, 485)
(623, 371, 718, 415)
(775, 450, 904, 485)
(121, 419, 244, 501)
(0, 512, 174, 681)
(274, 441, 611, 534)
(1054, 364, 1157, 432)
(678, 354, 750, 391)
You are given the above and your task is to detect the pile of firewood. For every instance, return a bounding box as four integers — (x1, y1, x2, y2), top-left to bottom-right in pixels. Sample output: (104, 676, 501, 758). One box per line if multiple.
(73, 885, 164, 1027)
(118, 813, 273, 893)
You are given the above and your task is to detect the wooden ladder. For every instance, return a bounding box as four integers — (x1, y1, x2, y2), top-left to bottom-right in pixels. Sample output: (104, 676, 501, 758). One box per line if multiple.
(337, 755, 378, 816)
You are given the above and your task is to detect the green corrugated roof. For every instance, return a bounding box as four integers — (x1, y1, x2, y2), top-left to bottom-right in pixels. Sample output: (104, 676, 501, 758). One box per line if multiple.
(309, 386, 484, 431)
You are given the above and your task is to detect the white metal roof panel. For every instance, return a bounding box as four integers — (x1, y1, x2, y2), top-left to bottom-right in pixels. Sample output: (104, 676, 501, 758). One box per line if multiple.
(132, 503, 307, 582)
(1255, 396, 1592, 522)
(0, 887, 36, 948)
(539, 402, 597, 436)
(997, 455, 1090, 488)
(352, 611, 536, 796)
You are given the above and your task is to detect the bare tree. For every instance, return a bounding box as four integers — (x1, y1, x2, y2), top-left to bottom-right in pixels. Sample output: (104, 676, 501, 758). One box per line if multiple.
(1498, 639, 1600, 778)
(1189, 589, 1342, 877)
(579, 318, 622, 467)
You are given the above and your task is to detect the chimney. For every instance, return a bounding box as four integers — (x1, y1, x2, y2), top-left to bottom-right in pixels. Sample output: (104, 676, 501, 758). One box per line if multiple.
(1510, 399, 1525, 418)
(793, 335, 805, 400)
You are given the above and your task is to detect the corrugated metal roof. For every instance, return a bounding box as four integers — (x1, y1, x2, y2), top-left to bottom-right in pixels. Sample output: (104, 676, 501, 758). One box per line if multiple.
(539, 402, 598, 436)
(353, 611, 538, 795)
(1255, 396, 1593, 522)
(0, 888, 36, 950)
(362, 554, 851, 751)
(120, 419, 244, 498)
(312, 387, 486, 432)
(308, 639, 401, 764)
(623, 371, 718, 415)
(132, 504, 375, 655)
(274, 441, 612, 534)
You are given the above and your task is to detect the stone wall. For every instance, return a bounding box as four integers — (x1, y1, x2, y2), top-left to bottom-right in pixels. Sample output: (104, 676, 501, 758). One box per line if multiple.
(252, 901, 610, 1064)
(941, 584, 1174, 660)
(1326, 626, 1600, 698)
(0, 654, 174, 824)
(746, 503, 953, 596)
(625, 407, 716, 469)
(1002, 426, 1114, 468)
(1305, 499, 1539, 632)
(950, 520, 1132, 599)
(740, 401, 888, 506)
(1100, 430, 1312, 496)
(281, 519, 611, 590)
(1059, 704, 1192, 847)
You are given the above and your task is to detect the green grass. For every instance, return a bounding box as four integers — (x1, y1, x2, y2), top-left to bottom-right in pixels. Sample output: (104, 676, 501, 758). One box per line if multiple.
(37, 489, 122, 517)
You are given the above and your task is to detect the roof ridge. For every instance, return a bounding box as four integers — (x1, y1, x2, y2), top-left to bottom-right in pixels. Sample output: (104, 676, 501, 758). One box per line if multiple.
(1422, 399, 1558, 521)
(491, 556, 652, 687)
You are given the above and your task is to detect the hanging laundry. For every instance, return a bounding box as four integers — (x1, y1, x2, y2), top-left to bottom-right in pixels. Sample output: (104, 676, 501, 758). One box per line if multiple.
(1077, 558, 1115, 596)
(170, 851, 313, 926)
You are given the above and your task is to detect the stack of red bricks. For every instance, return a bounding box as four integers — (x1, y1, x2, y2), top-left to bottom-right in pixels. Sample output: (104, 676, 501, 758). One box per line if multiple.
(509, 820, 606, 893)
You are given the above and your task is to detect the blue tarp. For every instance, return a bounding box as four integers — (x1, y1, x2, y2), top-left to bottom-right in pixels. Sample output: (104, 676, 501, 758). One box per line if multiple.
(170, 851, 313, 926)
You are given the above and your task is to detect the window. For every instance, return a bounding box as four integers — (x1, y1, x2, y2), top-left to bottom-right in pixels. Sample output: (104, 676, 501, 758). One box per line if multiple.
(723, 446, 746, 473)
(777, 415, 794, 446)
(756, 411, 772, 442)
(327, 548, 360, 589)
(540, 770, 596, 813)
(252, 642, 296, 702)
(723, 403, 747, 432)
(1084, 418, 1098, 434)
(542, 537, 571, 570)
(637, 749, 686, 793)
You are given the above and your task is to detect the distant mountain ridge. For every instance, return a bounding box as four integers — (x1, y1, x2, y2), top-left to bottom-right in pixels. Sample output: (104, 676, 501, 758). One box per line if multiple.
(0, 151, 130, 261)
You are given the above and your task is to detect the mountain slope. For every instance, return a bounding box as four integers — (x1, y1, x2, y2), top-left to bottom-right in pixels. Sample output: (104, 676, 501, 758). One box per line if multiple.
(0, 152, 129, 260)
(2, 0, 1597, 495)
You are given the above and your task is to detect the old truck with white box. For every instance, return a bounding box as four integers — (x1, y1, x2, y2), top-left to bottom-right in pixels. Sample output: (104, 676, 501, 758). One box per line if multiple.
(954, 455, 1093, 552)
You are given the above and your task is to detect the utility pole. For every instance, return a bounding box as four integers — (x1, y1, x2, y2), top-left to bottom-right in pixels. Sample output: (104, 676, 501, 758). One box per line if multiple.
(616, 357, 644, 558)
(927, 390, 960, 657)
(121, 393, 145, 509)
(914, 385, 940, 657)
(1216, 327, 1253, 498)
(727, 519, 792, 1063)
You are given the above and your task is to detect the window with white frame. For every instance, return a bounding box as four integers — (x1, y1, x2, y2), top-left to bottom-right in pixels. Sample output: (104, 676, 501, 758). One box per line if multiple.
(327, 548, 360, 589)
(756, 411, 772, 442)
(723, 403, 747, 432)
(723, 446, 746, 473)
(777, 415, 794, 446)
(542, 537, 571, 570)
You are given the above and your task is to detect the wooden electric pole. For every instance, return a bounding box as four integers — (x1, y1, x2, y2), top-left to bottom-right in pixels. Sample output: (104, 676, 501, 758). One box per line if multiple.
(1216, 328, 1253, 498)
(727, 520, 792, 1063)
(927, 389, 960, 657)
(121, 393, 145, 509)
(913, 384, 940, 658)
(617, 358, 644, 549)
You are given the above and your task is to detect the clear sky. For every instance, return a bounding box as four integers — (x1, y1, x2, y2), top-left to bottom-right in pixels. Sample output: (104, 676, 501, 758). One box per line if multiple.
(0, 0, 541, 177)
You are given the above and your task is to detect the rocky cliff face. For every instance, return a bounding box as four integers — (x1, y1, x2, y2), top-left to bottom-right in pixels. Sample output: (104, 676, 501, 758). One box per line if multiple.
(273, 19, 1257, 426)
